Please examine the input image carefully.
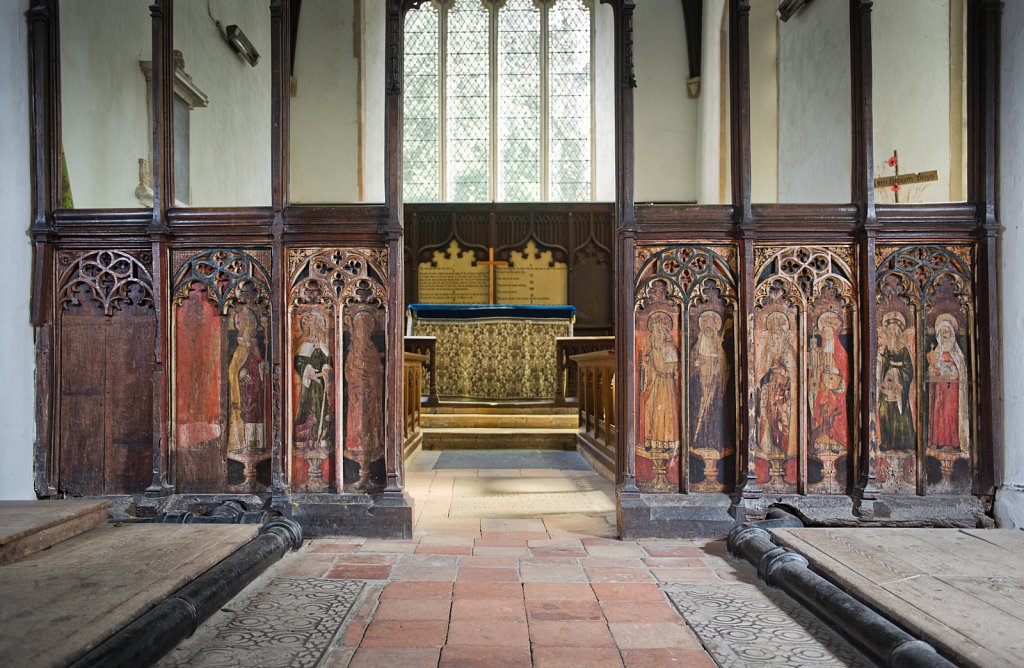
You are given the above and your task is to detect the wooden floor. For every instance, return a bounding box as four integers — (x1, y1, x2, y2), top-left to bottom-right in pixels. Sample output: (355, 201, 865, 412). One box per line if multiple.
(770, 527, 1024, 668)
(0, 521, 258, 667)
(0, 499, 109, 565)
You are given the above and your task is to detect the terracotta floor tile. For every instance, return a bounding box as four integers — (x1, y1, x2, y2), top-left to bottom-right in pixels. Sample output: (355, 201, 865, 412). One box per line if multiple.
(526, 598, 604, 622)
(519, 563, 588, 583)
(457, 556, 518, 569)
(307, 541, 362, 554)
(360, 620, 449, 648)
(349, 647, 441, 668)
(451, 597, 527, 622)
(529, 546, 588, 558)
(324, 564, 392, 580)
(529, 620, 615, 648)
(400, 554, 460, 567)
(584, 544, 646, 558)
(650, 568, 718, 583)
(590, 583, 666, 602)
(533, 647, 624, 668)
(600, 600, 683, 623)
(472, 546, 531, 558)
(445, 619, 530, 647)
(360, 540, 420, 553)
(583, 568, 656, 584)
(453, 582, 524, 599)
(620, 648, 717, 667)
(641, 557, 705, 569)
(456, 567, 519, 582)
(639, 544, 704, 559)
(372, 597, 452, 621)
(607, 622, 700, 649)
(480, 519, 548, 533)
(274, 560, 332, 579)
(439, 645, 532, 667)
(416, 544, 473, 556)
(333, 553, 399, 565)
(380, 581, 453, 600)
(523, 583, 597, 601)
(474, 537, 530, 548)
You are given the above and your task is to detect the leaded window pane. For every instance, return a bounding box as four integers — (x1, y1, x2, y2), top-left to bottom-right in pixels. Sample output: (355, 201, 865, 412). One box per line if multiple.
(403, 4, 440, 202)
(446, 0, 491, 202)
(547, 0, 591, 201)
(497, 0, 541, 202)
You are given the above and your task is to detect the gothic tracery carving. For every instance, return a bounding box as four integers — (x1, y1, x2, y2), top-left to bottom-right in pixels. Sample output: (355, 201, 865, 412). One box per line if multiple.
(57, 250, 155, 315)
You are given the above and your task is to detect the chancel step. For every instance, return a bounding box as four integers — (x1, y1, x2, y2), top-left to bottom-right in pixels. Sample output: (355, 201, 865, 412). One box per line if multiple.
(421, 412, 578, 429)
(422, 427, 578, 451)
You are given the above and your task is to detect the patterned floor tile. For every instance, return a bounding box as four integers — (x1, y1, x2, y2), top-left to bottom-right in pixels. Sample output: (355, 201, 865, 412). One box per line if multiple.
(159, 578, 364, 668)
(663, 581, 872, 667)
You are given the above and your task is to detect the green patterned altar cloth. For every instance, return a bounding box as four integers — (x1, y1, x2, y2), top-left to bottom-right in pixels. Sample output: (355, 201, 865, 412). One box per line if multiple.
(408, 305, 574, 401)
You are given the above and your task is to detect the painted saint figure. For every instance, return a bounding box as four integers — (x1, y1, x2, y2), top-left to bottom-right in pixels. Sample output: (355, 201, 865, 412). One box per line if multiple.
(295, 310, 333, 487)
(691, 310, 727, 451)
(809, 311, 849, 450)
(756, 311, 797, 484)
(641, 310, 680, 488)
(877, 310, 916, 452)
(927, 314, 969, 451)
(344, 307, 385, 492)
(226, 305, 266, 457)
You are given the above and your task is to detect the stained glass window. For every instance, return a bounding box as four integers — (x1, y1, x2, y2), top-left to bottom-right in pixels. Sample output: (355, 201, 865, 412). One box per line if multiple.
(403, 0, 592, 203)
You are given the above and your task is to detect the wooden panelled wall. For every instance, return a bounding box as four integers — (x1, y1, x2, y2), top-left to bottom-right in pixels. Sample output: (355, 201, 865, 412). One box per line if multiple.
(26, 0, 1004, 534)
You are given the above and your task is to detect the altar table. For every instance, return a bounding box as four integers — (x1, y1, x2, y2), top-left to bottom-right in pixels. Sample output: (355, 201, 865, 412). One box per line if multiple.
(406, 305, 575, 401)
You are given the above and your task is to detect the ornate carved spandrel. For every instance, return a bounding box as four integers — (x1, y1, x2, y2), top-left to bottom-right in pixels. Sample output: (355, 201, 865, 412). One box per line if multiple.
(417, 240, 488, 304)
(55, 250, 156, 496)
(57, 250, 155, 316)
(876, 245, 974, 496)
(288, 248, 389, 494)
(494, 240, 568, 305)
(171, 249, 273, 494)
(752, 246, 857, 496)
(634, 244, 739, 494)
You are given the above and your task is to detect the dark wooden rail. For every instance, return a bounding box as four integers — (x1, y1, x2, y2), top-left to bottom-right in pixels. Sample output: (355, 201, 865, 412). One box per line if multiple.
(403, 351, 429, 458)
(404, 336, 438, 407)
(571, 349, 616, 479)
(554, 336, 615, 406)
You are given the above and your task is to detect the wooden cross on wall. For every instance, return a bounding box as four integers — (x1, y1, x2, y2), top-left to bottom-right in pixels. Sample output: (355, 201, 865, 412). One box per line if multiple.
(477, 248, 507, 305)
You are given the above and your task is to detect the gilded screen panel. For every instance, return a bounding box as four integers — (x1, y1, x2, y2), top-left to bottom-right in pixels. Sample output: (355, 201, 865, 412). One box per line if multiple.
(171, 250, 273, 494)
(634, 245, 738, 494)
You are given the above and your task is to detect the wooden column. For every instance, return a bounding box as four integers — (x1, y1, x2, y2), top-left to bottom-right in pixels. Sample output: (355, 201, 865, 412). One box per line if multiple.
(270, 0, 288, 496)
(850, 0, 882, 516)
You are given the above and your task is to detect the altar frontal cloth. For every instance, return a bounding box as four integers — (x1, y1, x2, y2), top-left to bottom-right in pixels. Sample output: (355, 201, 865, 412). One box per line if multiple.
(408, 304, 575, 401)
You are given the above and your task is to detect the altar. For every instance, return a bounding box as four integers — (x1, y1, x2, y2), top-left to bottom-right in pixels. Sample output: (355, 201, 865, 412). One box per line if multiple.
(407, 304, 575, 401)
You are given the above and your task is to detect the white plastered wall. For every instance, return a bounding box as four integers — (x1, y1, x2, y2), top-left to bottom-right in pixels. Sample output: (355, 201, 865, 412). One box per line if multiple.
(994, 0, 1024, 529)
(0, 0, 37, 500)
(776, 0, 851, 203)
(60, 0, 151, 209)
(290, 0, 385, 203)
(633, 0, 698, 203)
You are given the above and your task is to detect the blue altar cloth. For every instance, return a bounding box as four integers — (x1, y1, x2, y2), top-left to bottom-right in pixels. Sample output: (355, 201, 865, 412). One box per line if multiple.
(407, 304, 576, 320)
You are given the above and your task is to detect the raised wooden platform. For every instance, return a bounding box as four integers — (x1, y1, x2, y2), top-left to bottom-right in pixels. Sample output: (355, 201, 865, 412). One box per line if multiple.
(771, 527, 1024, 668)
(0, 523, 259, 666)
(0, 499, 110, 566)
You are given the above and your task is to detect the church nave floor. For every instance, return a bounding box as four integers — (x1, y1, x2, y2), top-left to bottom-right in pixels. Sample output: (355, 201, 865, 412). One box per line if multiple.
(160, 451, 870, 667)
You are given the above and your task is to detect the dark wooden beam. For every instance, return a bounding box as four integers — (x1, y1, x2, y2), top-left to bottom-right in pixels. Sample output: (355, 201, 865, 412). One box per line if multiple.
(681, 0, 702, 82)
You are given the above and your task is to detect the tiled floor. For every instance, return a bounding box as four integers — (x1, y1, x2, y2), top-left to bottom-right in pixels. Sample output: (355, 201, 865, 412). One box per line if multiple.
(166, 454, 869, 667)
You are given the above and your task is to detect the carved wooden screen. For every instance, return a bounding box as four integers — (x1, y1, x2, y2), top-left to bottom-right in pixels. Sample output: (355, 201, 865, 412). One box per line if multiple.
(287, 248, 389, 494)
(633, 244, 739, 494)
(170, 249, 273, 494)
(56, 250, 156, 496)
(875, 244, 975, 495)
(751, 246, 858, 496)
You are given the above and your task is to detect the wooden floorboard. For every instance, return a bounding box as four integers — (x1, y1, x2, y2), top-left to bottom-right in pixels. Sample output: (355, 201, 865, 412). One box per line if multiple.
(0, 523, 258, 667)
(0, 499, 110, 565)
(771, 527, 1024, 668)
